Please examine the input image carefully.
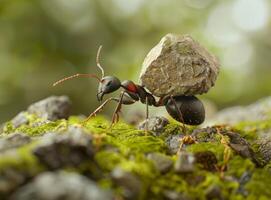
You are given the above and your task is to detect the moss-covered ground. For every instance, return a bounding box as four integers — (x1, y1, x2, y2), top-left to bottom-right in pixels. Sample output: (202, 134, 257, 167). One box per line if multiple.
(1, 114, 271, 200)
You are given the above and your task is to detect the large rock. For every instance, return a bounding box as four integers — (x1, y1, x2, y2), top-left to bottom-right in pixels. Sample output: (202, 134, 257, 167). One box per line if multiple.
(11, 171, 113, 200)
(139, 34, 219, 97)
(27, 96, 71, 121)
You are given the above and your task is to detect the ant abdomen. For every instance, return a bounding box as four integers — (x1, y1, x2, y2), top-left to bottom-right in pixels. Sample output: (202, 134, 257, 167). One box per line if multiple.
(165, 96, 205, 125)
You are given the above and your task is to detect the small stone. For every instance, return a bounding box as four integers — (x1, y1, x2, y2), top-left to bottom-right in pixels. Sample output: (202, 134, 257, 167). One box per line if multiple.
(33, 129, 94, 169)
(0, 133, 31, 152)
(10, 171, 113, 200)
(147, 152, 173, 173)
(11, 112, 29, 128)
(111, 168, 141, 200)
(27, 96, 71, 121)
(166, 134, 183, 155)
(138, 116, 169, 136)
(174, 152, 195, 173)
(140, 33, 219, 97)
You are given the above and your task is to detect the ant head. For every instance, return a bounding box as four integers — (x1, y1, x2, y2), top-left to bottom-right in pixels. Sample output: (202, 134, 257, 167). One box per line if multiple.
(97, 76, 121, 102)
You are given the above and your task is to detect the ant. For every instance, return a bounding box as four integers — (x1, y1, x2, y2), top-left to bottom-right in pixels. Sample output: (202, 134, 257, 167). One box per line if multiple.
(53, 46, 205, 132)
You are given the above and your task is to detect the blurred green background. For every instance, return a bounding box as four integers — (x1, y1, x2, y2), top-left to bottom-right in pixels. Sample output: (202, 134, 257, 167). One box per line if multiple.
(0, 0, 271, 123)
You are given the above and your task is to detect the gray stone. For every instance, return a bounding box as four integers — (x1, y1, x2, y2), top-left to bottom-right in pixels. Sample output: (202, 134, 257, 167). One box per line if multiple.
(139, 33, 219, 97)
(11, 112, 29, 128)
(33, 128, 94, 169)
(27, 96, 71, 121)
(147, 152, 173, 173)
(11, 171, 113, 200)
(166, 134, 183, 154)
(0, 133, 31, 152)
(174, 152, 195, 173)
(111, 168, 141, 200)
(138, 116, 169, 136)
(207, 96, 271, 125)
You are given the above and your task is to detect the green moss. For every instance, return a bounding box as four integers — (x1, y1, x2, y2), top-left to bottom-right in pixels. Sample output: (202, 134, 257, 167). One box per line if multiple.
(95, 150, 125, 171)
(234, 119, 271, 142)
(245, 169, 271, 199)
(186, 142, 226, 163)
(226, 156, 255, 178)
(0, 142, 44, 174)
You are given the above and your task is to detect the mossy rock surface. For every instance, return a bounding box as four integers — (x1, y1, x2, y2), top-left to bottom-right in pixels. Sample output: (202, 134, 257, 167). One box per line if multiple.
(1, 109, 271, 200)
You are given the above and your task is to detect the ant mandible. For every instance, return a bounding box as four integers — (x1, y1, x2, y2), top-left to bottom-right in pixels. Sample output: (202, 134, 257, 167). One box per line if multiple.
(53, 46, 205, 131)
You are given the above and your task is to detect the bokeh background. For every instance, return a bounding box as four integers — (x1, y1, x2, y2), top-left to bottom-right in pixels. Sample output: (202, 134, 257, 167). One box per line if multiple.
(0, 0, 271, 123)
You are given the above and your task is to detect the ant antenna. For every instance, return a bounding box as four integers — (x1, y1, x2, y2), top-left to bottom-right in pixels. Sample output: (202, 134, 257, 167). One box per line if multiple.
(53, 73, 100, 87)
(52, 45, 105, 87)
(96, 45, 105, 78)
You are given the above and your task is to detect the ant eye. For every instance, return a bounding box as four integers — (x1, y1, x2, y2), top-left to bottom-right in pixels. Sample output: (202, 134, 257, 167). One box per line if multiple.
(106, 81, 112, 86)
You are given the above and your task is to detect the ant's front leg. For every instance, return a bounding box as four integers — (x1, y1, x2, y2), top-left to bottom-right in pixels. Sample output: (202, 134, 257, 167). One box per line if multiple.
(82, 97, 118, 124)
(111, 91, 136, 127)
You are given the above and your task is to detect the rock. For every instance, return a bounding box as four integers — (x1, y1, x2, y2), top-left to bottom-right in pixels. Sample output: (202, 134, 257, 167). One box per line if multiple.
(166, 134, 183, 154)
(254, 134, 271, 165)
(194, 151, 218, 171)
(138, 116, 169, 136)
(11, 112, 29, 128)
(192, 127, 261, 166)
(111, 168, 142, 200)
(139, 33, 219, 97)
(33, 128, 94, 169)
(0, 133, 31, 152)
(147, 153, 173, 173)
(237, 171, 252, 196)
(174, 152, 195, 173)
(207, 96, 271, 125)
(11, 171, 113, 200)
(27, 96, 71, 121)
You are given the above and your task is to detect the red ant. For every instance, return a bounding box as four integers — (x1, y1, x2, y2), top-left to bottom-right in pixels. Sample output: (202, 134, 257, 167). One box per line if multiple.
(53, 46, 205, 131)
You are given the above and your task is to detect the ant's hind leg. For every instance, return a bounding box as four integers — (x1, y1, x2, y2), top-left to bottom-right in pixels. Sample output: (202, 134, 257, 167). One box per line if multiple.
(169, 96, 187, 134)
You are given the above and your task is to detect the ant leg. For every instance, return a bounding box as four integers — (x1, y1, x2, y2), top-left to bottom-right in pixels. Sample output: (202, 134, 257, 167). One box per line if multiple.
(169, 96, 187, 134)
(82, 97, 117, 124)
(111, 91, 126, 126)
(145, 96, 149, 134)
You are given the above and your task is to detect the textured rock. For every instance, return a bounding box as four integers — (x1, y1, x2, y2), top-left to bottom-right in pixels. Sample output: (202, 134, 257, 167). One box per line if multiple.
(33, 128, 94, 169)
(166, 134, 183, 154)
(0, 133, 31, 152)
(27, 96, 71, 121)
(207, 96, 271, 125)
(138, 116, 169, 136)
(111, 168, 142, 200)
(11, 112, 29, 128)
(140, 33, 219, 97)
(174, 152, 195, 173)
(11, 171, 113, 200)
(147, 152, 173, 173)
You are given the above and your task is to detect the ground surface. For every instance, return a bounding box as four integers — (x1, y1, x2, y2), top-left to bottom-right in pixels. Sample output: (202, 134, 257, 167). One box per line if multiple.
(1, 96, 271, 200)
